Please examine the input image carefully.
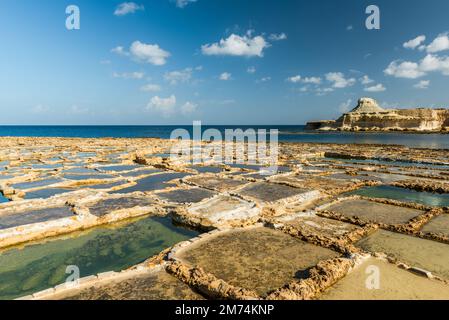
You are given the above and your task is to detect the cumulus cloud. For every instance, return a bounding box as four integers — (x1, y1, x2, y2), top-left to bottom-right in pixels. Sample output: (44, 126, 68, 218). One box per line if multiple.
(364, 83, 386, 92)
(268, 33, 287, 41)
(247, 66, 256, 74)
(384, 60, 425, 79)
(302, 77, 321, 84)
(219, 72, 232, 81)
(201, 32, 269, 57)
(174, 0, 197, 8)
(257, 77, 271, 83)
(403, 35, 426, 49)
(114, 2, 144, 16)
(286, 75, 301, 83)
(140, 84, 161, 92)
(325, 72, 356, 88)
(287, 75, 321, 85)
(427, 33, 449, 53)
(384, 54, 449, 78)
(360, 75, 374, 85)
(112, 42, 170, 66)
(316, 87, 334, 96)
(111, 46, 128, 56)
(414, 80, 430, 89)
(146, 95, 176, 117)
(164, 68, 193, 85)
(419, 54, 449, 74)
(129, 41, 170, 65)
(181, 102, 198, 114)
(112, 71, 145, 79)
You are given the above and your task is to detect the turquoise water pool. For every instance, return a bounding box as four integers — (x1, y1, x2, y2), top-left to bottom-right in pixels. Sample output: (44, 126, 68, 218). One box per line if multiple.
(0, 215, 198, 300)
(348, 185, 449, 207)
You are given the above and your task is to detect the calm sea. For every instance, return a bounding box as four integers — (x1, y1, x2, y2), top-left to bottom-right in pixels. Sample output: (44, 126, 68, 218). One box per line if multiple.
(0, 125, 448, 149)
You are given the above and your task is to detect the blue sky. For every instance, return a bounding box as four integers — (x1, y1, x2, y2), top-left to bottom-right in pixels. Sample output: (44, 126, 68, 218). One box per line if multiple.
(0, 0, 448, 125)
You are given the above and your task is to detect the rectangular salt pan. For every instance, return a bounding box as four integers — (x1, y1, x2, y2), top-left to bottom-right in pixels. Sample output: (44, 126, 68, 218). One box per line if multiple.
(0, 206, 74, 230)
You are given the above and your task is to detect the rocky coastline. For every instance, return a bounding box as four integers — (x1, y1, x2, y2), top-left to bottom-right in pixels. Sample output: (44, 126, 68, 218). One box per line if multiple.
(306, 98, 449, 133)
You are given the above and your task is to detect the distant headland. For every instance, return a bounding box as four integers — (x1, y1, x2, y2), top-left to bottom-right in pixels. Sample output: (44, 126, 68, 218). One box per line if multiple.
(306, 98, 449, 133)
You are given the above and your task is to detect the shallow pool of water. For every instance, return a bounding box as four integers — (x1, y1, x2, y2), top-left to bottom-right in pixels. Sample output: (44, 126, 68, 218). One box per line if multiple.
(327, 157, 449, 170)
(0, 194, 10, 203)
(0, 206, 74, 230)
(98, 165, 141, 172)
(23, 188, 74, 200)
(190, 166, 223, 174)
(111, 172, 188, 194)
(0, 215, 199, 300)
(11, 178, 63, 190)
(348, 185, 449, 207)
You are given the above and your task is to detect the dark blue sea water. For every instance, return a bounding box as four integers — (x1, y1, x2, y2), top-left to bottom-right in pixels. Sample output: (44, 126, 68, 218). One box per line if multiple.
(0, 125, 448, 149)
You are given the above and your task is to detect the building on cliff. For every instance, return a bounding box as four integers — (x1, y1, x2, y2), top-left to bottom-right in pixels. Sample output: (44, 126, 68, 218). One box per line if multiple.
(306, 98, 449, 132)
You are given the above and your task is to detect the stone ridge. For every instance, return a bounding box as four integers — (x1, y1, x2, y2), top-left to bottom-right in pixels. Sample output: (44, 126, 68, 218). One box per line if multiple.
(349, 97, 386, 113)
(306, 97, 449, 132)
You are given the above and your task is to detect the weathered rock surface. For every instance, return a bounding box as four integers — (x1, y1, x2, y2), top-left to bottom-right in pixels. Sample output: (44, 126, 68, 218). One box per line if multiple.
(306, 97, 449, 132)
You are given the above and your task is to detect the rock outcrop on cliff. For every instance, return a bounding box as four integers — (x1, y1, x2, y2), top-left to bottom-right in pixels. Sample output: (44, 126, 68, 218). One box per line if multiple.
(306, 98, 449, 132)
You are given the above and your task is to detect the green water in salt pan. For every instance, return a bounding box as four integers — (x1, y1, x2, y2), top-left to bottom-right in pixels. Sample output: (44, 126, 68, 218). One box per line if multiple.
(0, 215, 198, 300)
(348, 185, 449, 207)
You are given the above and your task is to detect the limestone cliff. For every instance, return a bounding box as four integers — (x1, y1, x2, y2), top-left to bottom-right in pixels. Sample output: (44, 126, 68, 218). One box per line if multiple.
(306, 98, 449, 132)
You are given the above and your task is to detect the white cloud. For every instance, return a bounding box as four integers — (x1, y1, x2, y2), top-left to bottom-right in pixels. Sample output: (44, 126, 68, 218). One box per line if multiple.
(129, 41, 170, 65)
(286, 75, 301, 83)
(302, 76, 321, 84)
(287, 75, 321, 84)
(269, 33, 287, 41)
(414, 80, 430, 89)
(339, 99, 353, 113)
(201, 32, 269, 57)
(100, 60, 111, 65)
(403, 35, 426, 49)
(325, 72, 356, 88)
(112, 41, 170, 66)
(146, 95, 176, 117)
(219, 72, 232, 81)
(175, 0, 197, 8)
(364, 83, 386, 92)
(114, 2, 144, 16)
(181, 102, 198, 114)
(113, 71, 145, 79)
(385, 54, 449, 78)
(427, 33, 449, 53)
(140, 84, 161, 92)
(247, 66, 256, 74)
(111, 46, 128, 56)
(257, 77, 271, 83)
(419, 54, 449, 74)
(164, 68, 193, 85)
(316, 87, 334, 96)
(384, 60, 425, 79)
(360, 75, 374, 85)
